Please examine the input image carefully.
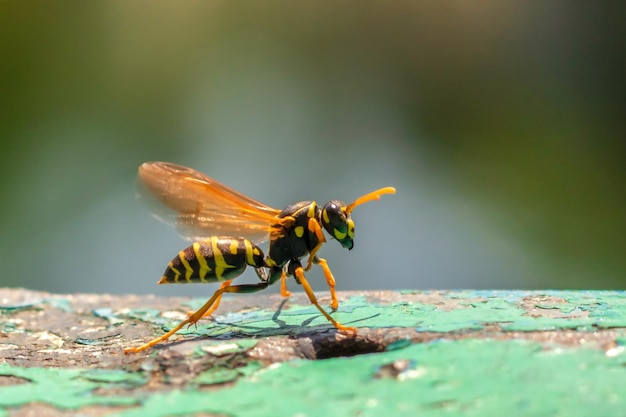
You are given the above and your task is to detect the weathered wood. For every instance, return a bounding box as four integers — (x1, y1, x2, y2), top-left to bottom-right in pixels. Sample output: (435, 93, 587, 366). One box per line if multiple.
(1, 288, 625, 416)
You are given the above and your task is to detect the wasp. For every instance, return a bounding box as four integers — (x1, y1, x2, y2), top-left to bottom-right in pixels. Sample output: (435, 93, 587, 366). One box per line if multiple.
(124, 161, 395, 353)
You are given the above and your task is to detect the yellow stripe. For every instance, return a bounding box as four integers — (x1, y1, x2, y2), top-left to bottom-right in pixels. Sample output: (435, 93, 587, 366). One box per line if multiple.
(193, 242, 211, 282)
(308, 203, 316, 218)
(211, 236, 233, 280)
(168, 261, 181, 275)
(244, 239, 255, 266)
(168, 261, 182, 284)
(322, 208, 330, 224)
(230, 239, 239, 255)
(178, 250, 194, 282)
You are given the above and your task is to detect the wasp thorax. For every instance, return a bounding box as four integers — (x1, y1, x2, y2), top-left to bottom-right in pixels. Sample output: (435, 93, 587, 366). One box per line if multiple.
(321, 200, 355, 250)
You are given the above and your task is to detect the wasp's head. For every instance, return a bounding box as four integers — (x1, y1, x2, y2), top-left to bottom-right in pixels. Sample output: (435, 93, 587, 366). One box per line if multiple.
(320, 187, 396, 251)
(321, 201, 355, 250)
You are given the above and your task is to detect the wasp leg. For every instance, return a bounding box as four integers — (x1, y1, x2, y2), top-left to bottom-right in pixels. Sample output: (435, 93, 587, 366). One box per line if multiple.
(293, 265, 356, 335)
(124, 281, 275, 354)
(186, 280, 233, 319)
(305, 217, 326, 271)
(312, 257, 338, 310)
(280, 270, 291, 297)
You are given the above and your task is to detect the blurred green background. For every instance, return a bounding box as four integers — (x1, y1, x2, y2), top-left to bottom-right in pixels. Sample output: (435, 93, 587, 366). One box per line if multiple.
(1, 2, 624, 297)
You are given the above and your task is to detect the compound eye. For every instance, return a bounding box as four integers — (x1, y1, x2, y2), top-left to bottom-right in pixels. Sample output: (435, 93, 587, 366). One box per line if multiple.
(330, 211, 347, 238)
(322, 201, 348, 236)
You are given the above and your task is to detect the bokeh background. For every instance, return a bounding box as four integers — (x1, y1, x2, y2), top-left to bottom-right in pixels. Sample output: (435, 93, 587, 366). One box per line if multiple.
(1, 2, 624, 297)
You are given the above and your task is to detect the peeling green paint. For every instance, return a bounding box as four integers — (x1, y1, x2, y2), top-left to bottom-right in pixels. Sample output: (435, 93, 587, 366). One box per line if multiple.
(129, 290, 626, 337)
(1, 322, 17, 333)
(93, 307, 126, 325)
(108, 339, 626, 417)
(2, 290, 626, 416)
(0, 299, 40, 311)
(0, 296, 70, 312)
(193, 360, 263, 385)
(75, 335, 118, 346)
(81, 369, 147, 386)
(44, 298, 73, 312)
(194, 339, 258, 357)
(0, 365, 138, 411)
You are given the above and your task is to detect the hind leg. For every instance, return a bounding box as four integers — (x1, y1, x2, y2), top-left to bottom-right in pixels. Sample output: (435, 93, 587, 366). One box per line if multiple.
(187, 279, 233, 319)
(125, 280, 273, 354)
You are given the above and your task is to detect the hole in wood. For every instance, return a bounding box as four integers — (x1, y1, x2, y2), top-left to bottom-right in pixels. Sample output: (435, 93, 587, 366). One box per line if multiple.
(312, 337, 384, 359)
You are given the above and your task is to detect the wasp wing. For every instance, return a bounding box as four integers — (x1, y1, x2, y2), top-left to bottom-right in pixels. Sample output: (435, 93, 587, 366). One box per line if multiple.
(138, 162, 282, 244)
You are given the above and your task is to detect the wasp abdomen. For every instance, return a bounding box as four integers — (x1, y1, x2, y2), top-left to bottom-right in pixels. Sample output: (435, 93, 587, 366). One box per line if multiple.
(158, 237, 265, 284)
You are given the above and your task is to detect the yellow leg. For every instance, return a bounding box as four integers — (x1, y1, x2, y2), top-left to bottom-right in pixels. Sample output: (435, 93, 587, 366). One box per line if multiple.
(314, 257, 338, 310)
(305, 218, 326, 271)
(294, 266, 356, 335)
(187, 280, 232, 319)
(125, 280, 272, 354)
(280, 270, 291, 297)
(124, 288, 226, 354)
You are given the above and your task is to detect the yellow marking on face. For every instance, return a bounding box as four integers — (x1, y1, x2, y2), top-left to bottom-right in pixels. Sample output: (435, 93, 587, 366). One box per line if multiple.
(295, 225, 304, 238)
(308, 203, 317, 218)
(347, 219, 355, 239)
(244, 239, 255, 265)
(211, 236, 233, 280)
(322, 208, 330, 224)
(192, 242, 211, 281)
(334, 228, 347, 240)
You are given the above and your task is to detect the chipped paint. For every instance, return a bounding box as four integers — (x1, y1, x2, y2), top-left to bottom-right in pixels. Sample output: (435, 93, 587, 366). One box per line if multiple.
(108, 338, 626, 417)
(0, 365, 138, 411)
(134, 290, 626, 338)
(197, 339, 258, 356)
(2, 289, 626, 416)
(193, 360, 263, 385)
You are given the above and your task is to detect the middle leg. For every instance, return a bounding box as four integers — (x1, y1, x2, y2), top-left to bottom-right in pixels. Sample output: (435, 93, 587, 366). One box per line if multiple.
(280, 270, 291, 297)
(312, 256, 338, 310)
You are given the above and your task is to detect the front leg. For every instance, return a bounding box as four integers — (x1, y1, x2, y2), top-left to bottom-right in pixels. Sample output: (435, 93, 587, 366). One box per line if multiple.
(305, 217, 326, 271)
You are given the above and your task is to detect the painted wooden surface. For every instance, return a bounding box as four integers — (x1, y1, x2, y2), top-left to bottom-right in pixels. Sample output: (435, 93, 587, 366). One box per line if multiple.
(1, 288, 625, 416)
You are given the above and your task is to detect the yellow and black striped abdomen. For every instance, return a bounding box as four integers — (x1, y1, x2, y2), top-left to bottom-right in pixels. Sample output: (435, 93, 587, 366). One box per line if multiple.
(158, 237, 265, 284)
